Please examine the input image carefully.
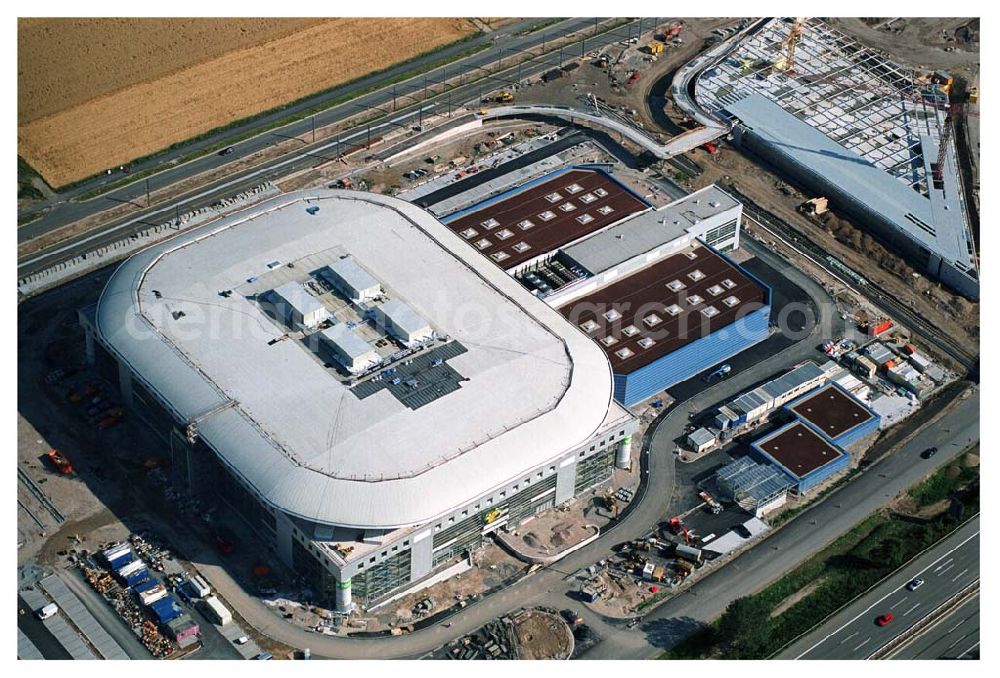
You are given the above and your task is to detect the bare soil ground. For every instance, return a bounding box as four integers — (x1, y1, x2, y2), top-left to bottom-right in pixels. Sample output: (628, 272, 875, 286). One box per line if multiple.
(770, 578, 826, 618)
(679, 146, 980, 354)
(827, 18, 980, 74)
(18, 18, 325, 122)
(514, 610, 573, 660)
(18, 18, 476, 187)
(365, 545, 524, 631)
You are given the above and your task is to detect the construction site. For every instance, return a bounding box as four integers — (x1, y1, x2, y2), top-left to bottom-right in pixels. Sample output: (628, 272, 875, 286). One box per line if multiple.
(17, 16, 979, 662)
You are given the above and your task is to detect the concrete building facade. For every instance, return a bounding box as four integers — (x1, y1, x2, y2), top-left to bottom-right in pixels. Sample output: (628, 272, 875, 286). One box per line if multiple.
(82, 190, 639, 611)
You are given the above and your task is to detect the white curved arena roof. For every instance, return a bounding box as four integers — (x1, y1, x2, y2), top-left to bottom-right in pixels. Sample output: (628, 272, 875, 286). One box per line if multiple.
(96, 190, 614, 529)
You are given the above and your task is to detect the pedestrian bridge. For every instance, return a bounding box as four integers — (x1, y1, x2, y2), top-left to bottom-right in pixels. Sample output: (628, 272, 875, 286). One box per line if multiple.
(479, 104, 728, 159)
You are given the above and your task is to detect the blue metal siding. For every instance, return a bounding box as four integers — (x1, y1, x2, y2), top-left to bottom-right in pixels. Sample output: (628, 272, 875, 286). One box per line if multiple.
(833, 414, 880, 448)
(616, 305, 770, 406)
(795, 450, 850, 493)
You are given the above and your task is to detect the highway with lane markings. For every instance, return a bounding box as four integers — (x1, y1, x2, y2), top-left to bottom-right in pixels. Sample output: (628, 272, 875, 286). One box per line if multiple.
(777, 515, 979, 660)
(18, 18, 666, 281)
(890, 593, 979, 659)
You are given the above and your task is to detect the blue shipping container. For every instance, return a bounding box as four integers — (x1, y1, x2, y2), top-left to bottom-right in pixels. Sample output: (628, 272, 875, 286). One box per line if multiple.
(149, 595, 183, 623)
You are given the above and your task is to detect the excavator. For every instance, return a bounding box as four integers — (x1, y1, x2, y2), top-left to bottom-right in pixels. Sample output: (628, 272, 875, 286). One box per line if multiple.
(668, 516, 693, 545)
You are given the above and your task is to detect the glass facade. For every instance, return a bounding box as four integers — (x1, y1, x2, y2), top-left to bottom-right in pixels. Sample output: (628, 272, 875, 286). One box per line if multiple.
(575, 448, 615, 494)
(352, 550, 411, 604)
(702, 219, 738, 249)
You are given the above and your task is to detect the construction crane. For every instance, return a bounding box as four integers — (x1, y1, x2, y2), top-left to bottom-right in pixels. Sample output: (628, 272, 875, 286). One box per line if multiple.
(775, 17, 808, 73)
(933, 106, 955, 186)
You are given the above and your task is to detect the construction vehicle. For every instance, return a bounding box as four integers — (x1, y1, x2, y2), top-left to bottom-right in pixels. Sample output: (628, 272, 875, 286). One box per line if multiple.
(602, 492, 619, 517)
(647, 42, 664, 56)
(668, 516, 693, 545)
(675, 559, 695, 577)
(800, 196, 829, 215)
(47, 449, 73, 474)
(494, 91, 514, 104)
(774, 17, 807, 73)
(699, 491, 722, 515)
(663, 21, 683, 41)
(704, 142, 719, 155)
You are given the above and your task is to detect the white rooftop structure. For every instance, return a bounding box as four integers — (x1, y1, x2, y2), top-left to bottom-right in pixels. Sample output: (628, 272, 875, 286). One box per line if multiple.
(560, 184, 740, 276)
(271, 281, 327, 329)
(320, 256, 381, 301)
(374, 298, 433, 344)
(96, 190, 614, 529)
(319, 324, 378, 372)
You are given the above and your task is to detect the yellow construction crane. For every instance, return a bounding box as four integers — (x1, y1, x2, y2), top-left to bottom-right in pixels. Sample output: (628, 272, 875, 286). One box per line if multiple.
(775, 17, 808, 73)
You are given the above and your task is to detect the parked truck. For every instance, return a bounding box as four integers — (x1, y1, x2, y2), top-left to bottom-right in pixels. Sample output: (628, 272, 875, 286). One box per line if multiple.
(200, 595, 233, 625)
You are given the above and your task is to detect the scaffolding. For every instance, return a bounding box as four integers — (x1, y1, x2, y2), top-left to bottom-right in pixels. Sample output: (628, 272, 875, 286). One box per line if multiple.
(695, 18, 950, 199)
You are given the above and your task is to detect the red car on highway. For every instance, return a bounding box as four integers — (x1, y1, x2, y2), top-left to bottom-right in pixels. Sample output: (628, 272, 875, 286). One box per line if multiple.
(875, 613, 894, 626)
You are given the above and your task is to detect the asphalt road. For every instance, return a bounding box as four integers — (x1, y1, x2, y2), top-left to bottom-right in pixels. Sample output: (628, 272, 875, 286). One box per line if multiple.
(18, 17, 667, 278)
(891, 592, 979, 660)
(167, 234, 842, 659)
(579, 386, 978, 659)
(778, 515, 980, 659)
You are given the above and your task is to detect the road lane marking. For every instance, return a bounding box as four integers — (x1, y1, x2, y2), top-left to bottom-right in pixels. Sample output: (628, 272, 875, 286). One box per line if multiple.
(949, 618, 967, 633)
(951, 568, 968, 582)
(792, 527, 979, 659)
(938, 563, 955, 576)
(853, 637, 871, 652)
(889, 597, 908, 610)
(934, 557, 954, 573)
(840, 631, 858, 644)
(903, 603, 920, 617)
(957, 641, 980, 659)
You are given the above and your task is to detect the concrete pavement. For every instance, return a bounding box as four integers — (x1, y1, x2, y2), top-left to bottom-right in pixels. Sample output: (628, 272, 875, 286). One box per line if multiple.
(778, 515, 980, 659)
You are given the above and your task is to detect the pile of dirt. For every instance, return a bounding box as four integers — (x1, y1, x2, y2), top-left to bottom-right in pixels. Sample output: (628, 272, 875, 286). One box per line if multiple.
(514, 610, 573, 660)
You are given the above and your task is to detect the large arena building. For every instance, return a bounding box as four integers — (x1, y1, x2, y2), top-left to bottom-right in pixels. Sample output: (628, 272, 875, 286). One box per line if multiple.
(82, 190, 637, 611)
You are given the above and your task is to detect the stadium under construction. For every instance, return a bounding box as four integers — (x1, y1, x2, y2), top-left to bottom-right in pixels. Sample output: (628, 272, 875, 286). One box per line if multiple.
(682, 17, 979, 298)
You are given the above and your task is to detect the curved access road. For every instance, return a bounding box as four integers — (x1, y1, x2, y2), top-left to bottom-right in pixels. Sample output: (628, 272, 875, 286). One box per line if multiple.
(483, 104, 727, 158)
(184, 238, 843, 659)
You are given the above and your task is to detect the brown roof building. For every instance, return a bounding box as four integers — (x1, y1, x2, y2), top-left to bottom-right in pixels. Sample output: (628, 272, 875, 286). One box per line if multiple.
(443, 168, 649, 269)
(557, 244, 767, 374)
(788, 383, 876, 440)
(752, 421, 850, 493)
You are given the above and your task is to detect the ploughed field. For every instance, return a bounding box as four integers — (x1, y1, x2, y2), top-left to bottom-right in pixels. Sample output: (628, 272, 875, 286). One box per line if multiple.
(18, 17, 476, 187)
